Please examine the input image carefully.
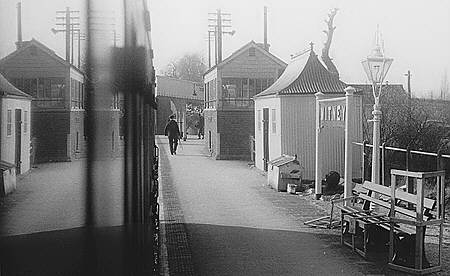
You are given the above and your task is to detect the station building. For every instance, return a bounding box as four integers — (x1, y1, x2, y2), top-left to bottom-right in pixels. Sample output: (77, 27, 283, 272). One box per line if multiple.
(203, 41, 286, 160)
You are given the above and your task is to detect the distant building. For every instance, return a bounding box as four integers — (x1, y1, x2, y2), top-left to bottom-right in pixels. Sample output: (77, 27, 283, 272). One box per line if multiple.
(0, 73, 32, 174)
(0, 39, 87, 162)
(155, 75, 204, 136)
(253, 48, 363, 180)
(203, 41, 286, 160)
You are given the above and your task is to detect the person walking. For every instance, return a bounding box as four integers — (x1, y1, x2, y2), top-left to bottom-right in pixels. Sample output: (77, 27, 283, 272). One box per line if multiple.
(164, 115, 180, 155)
(197, 114, 204, 139)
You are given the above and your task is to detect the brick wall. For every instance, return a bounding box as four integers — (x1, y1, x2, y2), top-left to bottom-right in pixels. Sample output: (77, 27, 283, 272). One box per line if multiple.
(217, 110, 254, 160)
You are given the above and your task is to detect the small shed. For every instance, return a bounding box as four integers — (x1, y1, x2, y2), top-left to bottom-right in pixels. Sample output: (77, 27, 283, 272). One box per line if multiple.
(254, 47, 363, 180)
(267, 154, 303, 192)
(0, 72, 32, 176)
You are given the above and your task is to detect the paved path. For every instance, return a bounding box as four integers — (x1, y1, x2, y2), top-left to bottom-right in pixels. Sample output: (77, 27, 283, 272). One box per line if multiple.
(157, 136, 394, 276)
(0, 159, 123, 236)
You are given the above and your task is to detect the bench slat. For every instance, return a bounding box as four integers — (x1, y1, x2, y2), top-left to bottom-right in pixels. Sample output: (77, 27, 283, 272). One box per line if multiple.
(362, 181, 435, 210)
(358, 193, 417, 218)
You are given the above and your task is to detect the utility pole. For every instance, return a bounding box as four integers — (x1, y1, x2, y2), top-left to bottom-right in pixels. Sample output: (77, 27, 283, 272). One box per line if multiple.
(54, 7, 80, 63)
(208, 10, 234, 66)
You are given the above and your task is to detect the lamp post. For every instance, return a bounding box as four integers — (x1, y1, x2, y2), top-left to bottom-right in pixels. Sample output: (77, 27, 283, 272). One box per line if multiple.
(361, 34, 393, 185)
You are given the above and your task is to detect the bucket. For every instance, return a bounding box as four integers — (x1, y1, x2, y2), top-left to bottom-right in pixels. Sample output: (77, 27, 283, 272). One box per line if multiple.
(287, 183, 297, 194)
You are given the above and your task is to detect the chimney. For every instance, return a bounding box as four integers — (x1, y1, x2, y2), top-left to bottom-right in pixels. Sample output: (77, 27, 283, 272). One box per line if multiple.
(263, 6, 268, 51)
(16, 2, 23, 49)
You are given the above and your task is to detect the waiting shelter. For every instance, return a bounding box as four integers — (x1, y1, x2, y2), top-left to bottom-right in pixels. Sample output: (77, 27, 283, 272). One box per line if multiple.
(254, 46, 363, 181)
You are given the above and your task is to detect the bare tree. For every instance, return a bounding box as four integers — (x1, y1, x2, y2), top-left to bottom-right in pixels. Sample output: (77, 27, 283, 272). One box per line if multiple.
(322, 8, 339, 78)
(163, 53, 207, 82)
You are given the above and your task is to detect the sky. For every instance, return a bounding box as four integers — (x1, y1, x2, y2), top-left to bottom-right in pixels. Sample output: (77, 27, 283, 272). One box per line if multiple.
(1, 0, 450, 98)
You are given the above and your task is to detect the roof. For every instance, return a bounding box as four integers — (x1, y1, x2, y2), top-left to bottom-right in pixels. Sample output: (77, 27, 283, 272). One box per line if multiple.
(156, 75, 204, 100)
(254, 49, 348, 98)
(203, 40, 287, 76)
(268, 154, 299, 167)
(0, 39, 84, 75)
(0, 72, 31, 99)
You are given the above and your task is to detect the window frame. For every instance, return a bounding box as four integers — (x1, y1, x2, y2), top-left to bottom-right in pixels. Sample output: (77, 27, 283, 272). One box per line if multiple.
(271, 108, 276, 134)
(6, 109, 12, 136)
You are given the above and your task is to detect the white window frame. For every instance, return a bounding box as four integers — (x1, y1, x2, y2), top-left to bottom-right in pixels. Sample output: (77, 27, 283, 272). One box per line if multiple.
(257, 110, 262, 131)
(24, 111, 28, 133)
(271, 109, 276, 134)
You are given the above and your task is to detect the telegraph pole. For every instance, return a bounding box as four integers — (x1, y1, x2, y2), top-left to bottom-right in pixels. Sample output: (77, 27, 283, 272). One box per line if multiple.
(54, 7, 80, 63)
(208, 10, 234, 66)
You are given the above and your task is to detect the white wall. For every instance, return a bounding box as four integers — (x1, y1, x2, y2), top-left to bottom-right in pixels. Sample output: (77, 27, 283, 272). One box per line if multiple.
(1, 97, 32, 174)
(254, 96, 281, 171)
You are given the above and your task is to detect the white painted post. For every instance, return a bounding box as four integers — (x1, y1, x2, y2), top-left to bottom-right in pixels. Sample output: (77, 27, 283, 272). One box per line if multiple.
(344, 87, 355, 202)
(314, 92, 325, 199)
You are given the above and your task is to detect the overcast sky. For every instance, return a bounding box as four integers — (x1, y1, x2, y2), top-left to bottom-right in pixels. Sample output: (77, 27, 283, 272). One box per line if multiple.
(1, 0, 449, 97)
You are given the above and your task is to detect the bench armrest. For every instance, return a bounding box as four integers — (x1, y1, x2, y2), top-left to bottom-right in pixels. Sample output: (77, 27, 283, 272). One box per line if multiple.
(331, 196, 357, 204)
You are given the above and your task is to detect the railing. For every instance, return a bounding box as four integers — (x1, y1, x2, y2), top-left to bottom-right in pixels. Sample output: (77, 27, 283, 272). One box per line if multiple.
(353, 141, 450, 187)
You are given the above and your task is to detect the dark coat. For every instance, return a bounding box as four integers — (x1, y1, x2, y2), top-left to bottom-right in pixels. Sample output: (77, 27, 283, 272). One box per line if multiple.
(164, 119, 180, 138)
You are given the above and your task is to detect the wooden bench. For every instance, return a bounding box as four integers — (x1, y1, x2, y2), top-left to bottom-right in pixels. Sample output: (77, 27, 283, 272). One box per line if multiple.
(336, 181, 436, 261)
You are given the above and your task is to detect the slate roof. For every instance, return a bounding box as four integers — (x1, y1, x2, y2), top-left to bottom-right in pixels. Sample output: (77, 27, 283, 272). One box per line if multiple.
(203, 40, 287, 76)
(0, 73, 31, 99)
(0, 38, 83, 75)
(254, 49, 347, 98)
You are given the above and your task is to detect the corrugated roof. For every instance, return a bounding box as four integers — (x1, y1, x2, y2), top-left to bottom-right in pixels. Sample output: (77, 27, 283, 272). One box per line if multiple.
(255, 49, 347, 97)
(0, 73, 31, 98)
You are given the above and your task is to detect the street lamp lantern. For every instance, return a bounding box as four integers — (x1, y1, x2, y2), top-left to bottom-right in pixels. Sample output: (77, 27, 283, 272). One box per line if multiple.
(361, 44, 393, 105)
(362, 29, 393, 185)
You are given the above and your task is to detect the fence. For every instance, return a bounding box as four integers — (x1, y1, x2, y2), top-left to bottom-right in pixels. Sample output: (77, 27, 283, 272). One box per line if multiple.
(354, 141, 450, 187)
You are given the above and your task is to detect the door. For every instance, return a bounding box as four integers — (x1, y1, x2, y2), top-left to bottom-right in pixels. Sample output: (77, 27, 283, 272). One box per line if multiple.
(15, 109, 22, 174)
(263, 108, 269, 171)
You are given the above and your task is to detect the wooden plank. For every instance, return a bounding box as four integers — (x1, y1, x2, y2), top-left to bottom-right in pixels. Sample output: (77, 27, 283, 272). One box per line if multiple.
(362, 181, 435, 210)
(358, 194, 417, 218)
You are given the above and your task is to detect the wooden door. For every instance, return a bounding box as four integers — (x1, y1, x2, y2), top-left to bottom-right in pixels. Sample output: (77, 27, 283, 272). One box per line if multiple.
(263, 108, 269, 171)
(15, 109, 22, 174)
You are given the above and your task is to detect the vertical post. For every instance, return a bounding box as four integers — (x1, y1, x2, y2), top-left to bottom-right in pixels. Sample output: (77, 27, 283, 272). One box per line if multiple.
(208, 31, 212, 68)
(415, 175, 424, 269)
(314, 92, 324, 199)
(214, 26, 218, 65)
(389, 172, 396, 264)
(78, 30, 81, 68)
(382, 142, 386, 186)
(71, 23, 74, 64)
(216, 9, 222, 63)
(344, 87, 355, 201)
(65, 7, 71, 62)
(263, 6, 268, 51)
(371, 101, 382, 185)
(16, 2, 22, 49)
(362, 140, 368, 182)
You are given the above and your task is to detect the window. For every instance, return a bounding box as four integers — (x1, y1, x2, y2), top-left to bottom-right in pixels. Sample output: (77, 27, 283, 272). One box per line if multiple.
(71, 79, 85, 109)
(249, 47, 256, 56)
(271, 109, 276, 134)
(24, 111, 28, 133)
(6, 110, 12, 136)
(257, 110, 262, 131)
